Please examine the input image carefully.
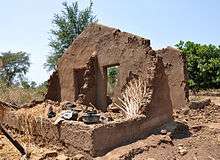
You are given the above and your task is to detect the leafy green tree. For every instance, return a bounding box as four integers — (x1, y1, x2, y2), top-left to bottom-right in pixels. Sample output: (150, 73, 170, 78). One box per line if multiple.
(176, 41, 220, 89)
(0, 51, 30, 86)
(45, 1, 97, 71)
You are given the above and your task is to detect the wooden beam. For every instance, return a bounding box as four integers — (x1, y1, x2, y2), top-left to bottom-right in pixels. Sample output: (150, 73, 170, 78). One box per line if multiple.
(0, 124, 26, 155)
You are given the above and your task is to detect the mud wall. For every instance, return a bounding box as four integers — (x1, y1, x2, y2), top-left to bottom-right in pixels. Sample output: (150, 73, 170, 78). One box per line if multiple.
(157, 47, 189, 108)
(92, 114, 172, 156)
(2, 109, 172, 157)
(45, 71, 61, 102)
(148, 56, 173, 118)
(57, 24, 152, 110)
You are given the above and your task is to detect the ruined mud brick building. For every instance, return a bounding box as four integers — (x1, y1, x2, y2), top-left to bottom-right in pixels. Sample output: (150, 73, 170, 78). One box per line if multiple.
(1, 24, 188, 158)
(46, 23, 188, 111)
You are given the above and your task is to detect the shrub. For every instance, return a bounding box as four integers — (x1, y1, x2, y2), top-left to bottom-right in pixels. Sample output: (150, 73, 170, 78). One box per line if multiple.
(115, 79, 150, 118)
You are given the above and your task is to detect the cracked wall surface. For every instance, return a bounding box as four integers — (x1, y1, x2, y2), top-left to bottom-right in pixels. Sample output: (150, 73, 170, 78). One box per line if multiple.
(46, 24, 187, 111)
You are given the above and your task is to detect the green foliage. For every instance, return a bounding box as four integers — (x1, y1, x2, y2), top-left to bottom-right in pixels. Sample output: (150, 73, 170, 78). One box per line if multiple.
(0, 51, 30, 86)
(107, 66, 119, 96)
(45, 0, 97, 71)
(176, 41, 220, 89)
(108, 66, 119, 85)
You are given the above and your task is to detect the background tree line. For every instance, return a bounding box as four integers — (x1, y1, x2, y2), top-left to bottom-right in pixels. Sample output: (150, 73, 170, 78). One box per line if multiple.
(176, 41, 220, 89)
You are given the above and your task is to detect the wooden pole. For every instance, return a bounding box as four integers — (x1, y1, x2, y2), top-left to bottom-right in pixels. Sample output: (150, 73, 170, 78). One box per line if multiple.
(0, 124, 26, 155)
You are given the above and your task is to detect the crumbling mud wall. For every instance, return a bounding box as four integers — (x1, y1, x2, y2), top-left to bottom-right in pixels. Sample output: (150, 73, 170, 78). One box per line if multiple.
(46, 24, 188, 111)
(1, 109, 172, 157)
(157, 47, 189, 108)
(51, 24, 154, 111)
(45, 71, 61, 102)
(148, 56, 173, 118)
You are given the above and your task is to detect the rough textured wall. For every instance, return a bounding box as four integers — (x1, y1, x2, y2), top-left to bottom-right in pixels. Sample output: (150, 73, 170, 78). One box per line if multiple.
(92, 115, 172, 157)
(156, 47, 189, 108)
(46, 24, 186, 112)
(2, 109, 172, 157)
(45, 71, 61, 102)
(57, 24, 152, 110)
(148, 56, 173, 118)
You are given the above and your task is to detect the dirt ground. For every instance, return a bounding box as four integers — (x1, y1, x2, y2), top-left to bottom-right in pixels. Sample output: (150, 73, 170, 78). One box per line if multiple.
(0, 93, 220, 160)
(98, 94, 220, 160)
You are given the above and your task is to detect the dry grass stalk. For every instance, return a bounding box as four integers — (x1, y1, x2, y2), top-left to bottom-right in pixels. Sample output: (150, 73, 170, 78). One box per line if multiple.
(115, 78, 150, 118)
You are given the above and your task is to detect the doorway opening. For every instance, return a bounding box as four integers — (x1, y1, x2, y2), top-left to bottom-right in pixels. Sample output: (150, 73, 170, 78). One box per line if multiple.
(73, 68, 86, 101)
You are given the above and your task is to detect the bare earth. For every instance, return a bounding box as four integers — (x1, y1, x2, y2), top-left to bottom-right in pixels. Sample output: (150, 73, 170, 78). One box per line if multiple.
(0, 95, 220, 160)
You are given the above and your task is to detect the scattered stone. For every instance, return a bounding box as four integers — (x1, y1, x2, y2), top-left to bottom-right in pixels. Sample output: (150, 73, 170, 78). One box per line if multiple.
(159, 135, 173, 144)
(99, 114, 109, 124)
(178, 146, 188, 156)
(171, 122, 191, 139)
(189, 98, 211, 109)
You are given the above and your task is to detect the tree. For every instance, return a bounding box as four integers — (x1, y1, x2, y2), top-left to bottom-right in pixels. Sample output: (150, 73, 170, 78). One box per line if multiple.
(0, 51, 30, 86)
(176, 41, 220, 89)
(45, 1, 97, 71)
(21, 80, 37, 89)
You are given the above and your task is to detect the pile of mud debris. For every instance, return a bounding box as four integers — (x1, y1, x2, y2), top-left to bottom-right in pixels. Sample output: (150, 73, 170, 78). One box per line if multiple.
(1, 95, 219, 160)
(97, 97, 220, 160)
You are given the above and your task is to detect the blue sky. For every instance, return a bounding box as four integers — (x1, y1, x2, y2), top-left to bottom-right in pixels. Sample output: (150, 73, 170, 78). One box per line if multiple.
(0, 0, 220, 84)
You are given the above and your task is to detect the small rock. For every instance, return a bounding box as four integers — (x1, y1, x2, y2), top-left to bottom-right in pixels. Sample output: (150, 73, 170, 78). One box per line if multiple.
(160, 129, 167, 135)
(160, 135, 173, 144)
(189, 99, 211, 109)
(147, 158, 156, 160)
(178, 146, 188, 156)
